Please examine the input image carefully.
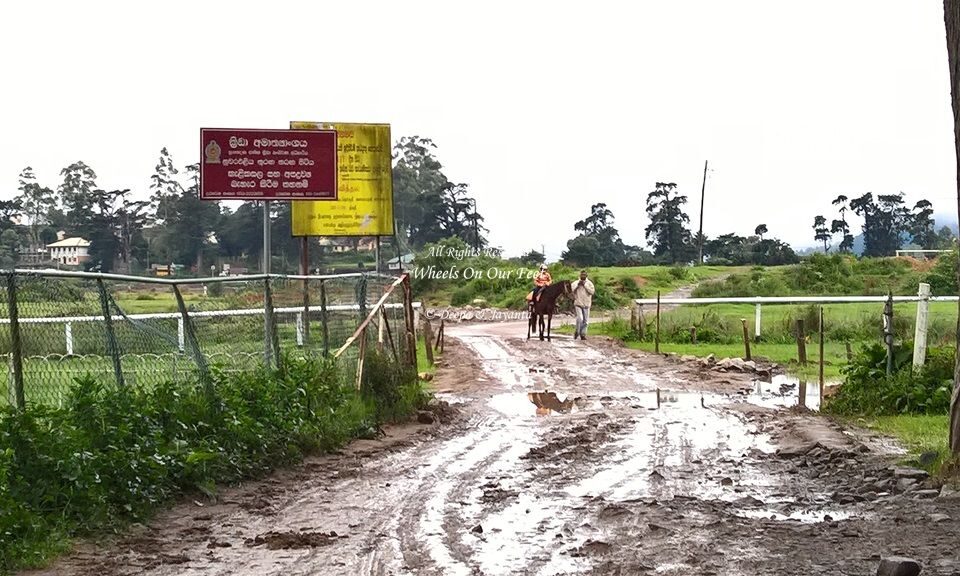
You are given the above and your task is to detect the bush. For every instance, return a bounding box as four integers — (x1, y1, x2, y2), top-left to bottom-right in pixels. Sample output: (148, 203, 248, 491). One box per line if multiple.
(0, 354, 423, 571)
(824, 342, 954, 416)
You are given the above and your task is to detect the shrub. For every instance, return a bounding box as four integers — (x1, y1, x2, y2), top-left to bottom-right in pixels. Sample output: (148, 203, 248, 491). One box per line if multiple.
(0, 354, 423, 571)
(824, 342, 953, 416)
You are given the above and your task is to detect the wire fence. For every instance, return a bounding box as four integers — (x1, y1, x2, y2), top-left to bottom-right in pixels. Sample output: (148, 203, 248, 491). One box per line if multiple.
(0, 270, 418, 408)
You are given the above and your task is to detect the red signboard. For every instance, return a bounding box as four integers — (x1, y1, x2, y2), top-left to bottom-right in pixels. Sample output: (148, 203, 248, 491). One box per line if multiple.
(200, 128, 337, 200)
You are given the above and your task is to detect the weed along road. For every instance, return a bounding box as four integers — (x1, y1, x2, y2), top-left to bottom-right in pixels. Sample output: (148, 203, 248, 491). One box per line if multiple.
(32, 322, 960, 576)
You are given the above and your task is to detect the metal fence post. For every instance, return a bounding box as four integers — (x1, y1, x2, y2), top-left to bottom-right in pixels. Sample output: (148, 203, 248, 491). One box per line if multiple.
(96, 278, 125, 389)
(320, 279, 329, 357)
(177, 317, 185, 353)
(5, 275, 24, 408)
(296, 312, 304, 347)
(263, 278, 273, 367)
(172, 284, 212, 394)
(65, 322, 74, 356)
(913, 282, 930, 369)
(264, 278, 281, 370)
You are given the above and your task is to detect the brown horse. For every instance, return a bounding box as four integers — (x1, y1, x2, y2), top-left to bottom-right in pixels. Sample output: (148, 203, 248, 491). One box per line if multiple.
(527, 280, 572, 341)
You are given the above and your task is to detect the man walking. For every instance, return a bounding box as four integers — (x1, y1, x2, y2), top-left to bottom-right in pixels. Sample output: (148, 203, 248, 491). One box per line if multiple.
(572, 270, 595, 340)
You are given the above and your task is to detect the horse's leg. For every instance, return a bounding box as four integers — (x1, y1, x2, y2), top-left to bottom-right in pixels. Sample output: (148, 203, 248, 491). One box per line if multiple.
(527, 308, 533, 340)
(547, 312, 553, 341)
(539, 313, 545, 341)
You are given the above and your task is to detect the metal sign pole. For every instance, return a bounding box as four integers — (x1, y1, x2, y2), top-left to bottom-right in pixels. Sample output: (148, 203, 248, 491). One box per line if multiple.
(263, 200, 272, 365)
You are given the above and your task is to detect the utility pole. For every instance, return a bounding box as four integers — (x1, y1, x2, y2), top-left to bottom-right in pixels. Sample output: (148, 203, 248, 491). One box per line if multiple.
(697, 160, 708, 265)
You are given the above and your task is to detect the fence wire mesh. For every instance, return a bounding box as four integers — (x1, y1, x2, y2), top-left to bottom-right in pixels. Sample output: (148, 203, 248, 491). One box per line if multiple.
(0, 271, 415, 408)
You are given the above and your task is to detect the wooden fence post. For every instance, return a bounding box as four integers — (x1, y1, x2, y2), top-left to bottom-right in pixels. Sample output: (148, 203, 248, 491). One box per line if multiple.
(818, 306, 825, 403)
(655, 291, 661, 354)
(741, 318, 751, 361)
(883, 291, 894, 376)
(401, 274, 417, 369)
(796, 319, 807, 365)
(690, 326, 697, 344)
(422, 318, 435, 366)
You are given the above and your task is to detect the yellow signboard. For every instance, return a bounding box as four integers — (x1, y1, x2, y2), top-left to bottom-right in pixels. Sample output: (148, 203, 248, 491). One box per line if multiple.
(289, 121, 394, 236)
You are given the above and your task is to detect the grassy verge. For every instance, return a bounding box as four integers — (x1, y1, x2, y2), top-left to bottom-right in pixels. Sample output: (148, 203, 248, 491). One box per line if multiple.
(840, 414, 949, 474)
(0, 353, 427, 572)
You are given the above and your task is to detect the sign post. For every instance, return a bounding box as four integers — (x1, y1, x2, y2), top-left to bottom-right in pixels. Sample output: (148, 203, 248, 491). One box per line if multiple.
(200, 128, 337, 364)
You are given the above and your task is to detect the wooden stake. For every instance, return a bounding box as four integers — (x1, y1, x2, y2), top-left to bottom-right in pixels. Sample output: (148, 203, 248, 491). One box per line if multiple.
(796, 319, 807, 365)
(655, 291, 661, 354)
(380, 307, 399, 364)
(423, 317, 435, 366)
(741, 318, 751, 361)
(690, 326, 697, 344)
(355, 326, 367, 390)
(819, 306, 825, 403)
(845, 342, 853, 362)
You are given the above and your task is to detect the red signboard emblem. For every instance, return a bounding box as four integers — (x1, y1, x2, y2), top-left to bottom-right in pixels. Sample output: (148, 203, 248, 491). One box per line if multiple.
(200, 128, 337, 200)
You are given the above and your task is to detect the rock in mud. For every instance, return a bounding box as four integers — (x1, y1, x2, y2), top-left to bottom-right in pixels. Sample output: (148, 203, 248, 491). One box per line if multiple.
(893, 467, 929, 480)
(876, 556, 922, 576)
(913, 489, 940, 499)
(471, 524, 483, 534)
(929, 513, 952, 523)
(939, 484, 960, 500)
(417, 411, 436, 425)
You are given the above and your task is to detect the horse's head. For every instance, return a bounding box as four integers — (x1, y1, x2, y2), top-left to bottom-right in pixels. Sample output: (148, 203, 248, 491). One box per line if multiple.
(562, 280, 573, 297)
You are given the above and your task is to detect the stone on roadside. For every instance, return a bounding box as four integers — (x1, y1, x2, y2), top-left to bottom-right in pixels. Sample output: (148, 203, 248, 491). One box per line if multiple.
(893, 467, 929, 480)
(680, 355, 697, 362)
(913, 489, 940, 499)
(929, 513, 951, 523)
(876, 556, 922, 576)
(939, 484, 960, 500)
(417, 411, 436, 425)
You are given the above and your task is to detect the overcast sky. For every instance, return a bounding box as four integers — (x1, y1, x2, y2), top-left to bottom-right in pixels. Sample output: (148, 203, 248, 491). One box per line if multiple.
(0, 1, 956, 260)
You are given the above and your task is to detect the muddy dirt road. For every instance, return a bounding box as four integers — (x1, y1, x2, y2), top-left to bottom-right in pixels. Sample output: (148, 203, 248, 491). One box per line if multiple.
(32, 322, 960, 575)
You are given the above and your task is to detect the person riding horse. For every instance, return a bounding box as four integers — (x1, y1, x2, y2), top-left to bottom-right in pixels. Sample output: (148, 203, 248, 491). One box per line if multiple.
(530, 264, 552, 304)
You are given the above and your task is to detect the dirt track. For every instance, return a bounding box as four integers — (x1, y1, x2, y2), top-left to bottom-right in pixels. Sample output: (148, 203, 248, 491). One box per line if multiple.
(28, 322, 960, 575)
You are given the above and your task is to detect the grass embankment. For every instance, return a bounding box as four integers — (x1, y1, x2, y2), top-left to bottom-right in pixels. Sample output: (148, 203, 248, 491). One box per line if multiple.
(0, 353, 429, 572)
(844, 415, 950, 474)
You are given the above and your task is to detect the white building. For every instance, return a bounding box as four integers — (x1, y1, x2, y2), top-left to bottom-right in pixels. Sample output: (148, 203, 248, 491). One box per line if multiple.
(47, 237, 91, 266)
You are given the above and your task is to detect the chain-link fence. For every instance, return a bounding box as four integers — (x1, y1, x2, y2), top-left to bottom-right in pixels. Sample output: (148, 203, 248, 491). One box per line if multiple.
(0, 270, 418, 408)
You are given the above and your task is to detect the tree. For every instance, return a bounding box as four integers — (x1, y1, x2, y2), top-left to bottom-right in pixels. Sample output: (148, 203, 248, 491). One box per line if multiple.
(848, 192, 910, 257)
(58, 161, 98, 235)
(754, 224, 768, 241)
(943, 0, 960, 455)
(645, 182, 695, 264)
(562, 235, 601, 266)
(812, 215, 831, 252)
(519, 250, 545, 266)
(151, 163, 220, 270)
(908, 199, 937, 248)
(830, 195, 855, 253)
(563, 203, 627, 266)
(149, 147, 182, 225)
(392, 137, 486, 248)
(15, 167, 55, 245)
